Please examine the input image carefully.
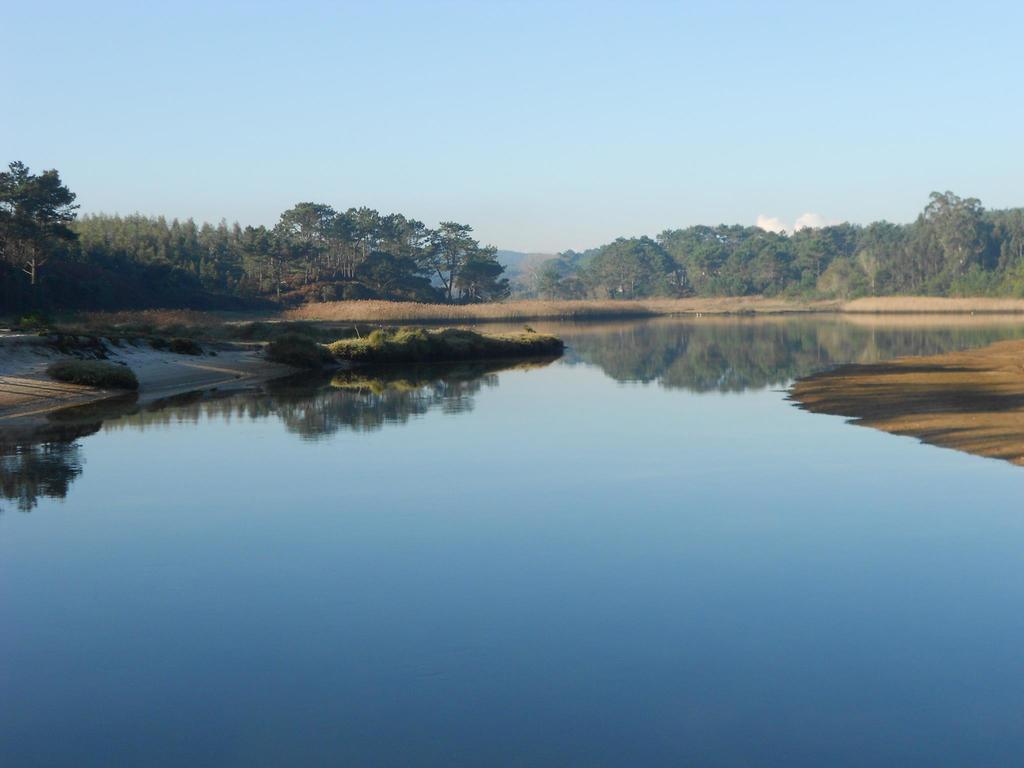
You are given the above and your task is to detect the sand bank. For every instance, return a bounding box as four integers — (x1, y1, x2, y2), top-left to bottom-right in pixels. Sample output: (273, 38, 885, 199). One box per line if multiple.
(0, 335, 294, 427)
(790, 339, 1024, 466)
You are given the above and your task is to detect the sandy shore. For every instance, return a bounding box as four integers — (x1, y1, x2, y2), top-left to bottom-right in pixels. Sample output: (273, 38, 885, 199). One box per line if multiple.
(0, 335, 294, 428)
(790, 339, 1024, 466)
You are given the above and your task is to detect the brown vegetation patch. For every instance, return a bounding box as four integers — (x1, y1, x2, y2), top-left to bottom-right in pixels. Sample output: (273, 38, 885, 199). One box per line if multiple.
(842, 297, 1024, 314)
(284, 297, 838, 323)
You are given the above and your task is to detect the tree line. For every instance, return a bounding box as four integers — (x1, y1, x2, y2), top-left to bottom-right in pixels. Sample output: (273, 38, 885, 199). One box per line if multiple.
(0, 161, 509, 313)
(5, 159, 1024, 313)
(531, 192, 1024, 300)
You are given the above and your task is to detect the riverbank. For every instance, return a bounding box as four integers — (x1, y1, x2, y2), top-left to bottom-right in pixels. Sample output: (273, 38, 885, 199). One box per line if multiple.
(284, 296, 1024, 323)
(0, 335, 294, 427)
(30, 297, 1024, 338)
(0, 325, 567, 427)
(790, 338, 1024, 466)
(283, 297, 838, 322)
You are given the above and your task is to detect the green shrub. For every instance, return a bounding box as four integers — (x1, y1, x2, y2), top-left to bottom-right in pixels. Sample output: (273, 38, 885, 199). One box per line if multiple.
(47, 360, 139, 390)
(327, 327, 564, 363)
(264, 334, 334, 368)
(18, 311, 51, 330)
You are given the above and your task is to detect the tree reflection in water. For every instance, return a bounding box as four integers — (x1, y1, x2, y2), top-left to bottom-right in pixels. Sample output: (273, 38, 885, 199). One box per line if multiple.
(0, 359, 555, 511)
(563, 316, 1024, 392)
(101, 359, 556, 440)
(0, 424, 97, 512)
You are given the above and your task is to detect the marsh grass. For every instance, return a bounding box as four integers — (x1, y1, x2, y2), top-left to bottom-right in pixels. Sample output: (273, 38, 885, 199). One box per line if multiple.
(842, 297, 1024, 313)
(327, 327, 564, 363)
(63, 310, 374, 345)
(285, 297, 841, 323)
(46, 360, 140, 390)
(41, 297, 1024, 344)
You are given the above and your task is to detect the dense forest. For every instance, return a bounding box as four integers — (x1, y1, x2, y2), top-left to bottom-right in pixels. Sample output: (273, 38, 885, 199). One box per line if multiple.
(532, 193, 1024, 300)
(0, 161, 509, 313)
(3, 159, 1024, 314)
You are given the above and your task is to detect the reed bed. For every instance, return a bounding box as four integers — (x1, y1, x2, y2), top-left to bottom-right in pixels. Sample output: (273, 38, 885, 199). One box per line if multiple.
(842, 297, 1024, 313)
(62, 297, 1024, 338)
(72, 309, 230, 332)
(284, 297, 833, 323)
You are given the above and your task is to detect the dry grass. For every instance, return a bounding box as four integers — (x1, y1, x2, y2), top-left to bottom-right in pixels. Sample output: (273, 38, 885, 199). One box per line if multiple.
(842, 297, 1024, 313)
(284, 297, 837, 323)
(71, 309, 231, 332)
(60, 297, 1024, 335)
(790, 339, 1024, 466)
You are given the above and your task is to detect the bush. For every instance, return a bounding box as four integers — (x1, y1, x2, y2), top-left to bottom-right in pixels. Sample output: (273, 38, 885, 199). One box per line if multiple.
(264, 334, 334, 369)
(47, 360, 139, 390)
(18, 311, 51, 330)
(327, 327, 564, 363)
(168, 337, 202, 355)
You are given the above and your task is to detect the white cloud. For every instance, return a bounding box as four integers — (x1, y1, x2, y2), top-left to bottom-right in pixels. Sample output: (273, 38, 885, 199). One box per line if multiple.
(756, 212, 841, 233)
(755, 215, 787, 234)
(794, 212, 835, 231)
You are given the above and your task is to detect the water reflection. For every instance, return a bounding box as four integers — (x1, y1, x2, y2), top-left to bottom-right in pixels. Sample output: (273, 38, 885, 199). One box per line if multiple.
(0, 359, 555, 509)
(106, 359, 556, 439)
(5, 315, 1024, 510)
(7, 317, 1024, 766)
(562, 315, 1024, 391)
(0, 439, 86, 513)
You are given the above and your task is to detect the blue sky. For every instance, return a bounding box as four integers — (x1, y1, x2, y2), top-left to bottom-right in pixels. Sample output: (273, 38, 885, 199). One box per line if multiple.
(6, 1, 1023, 252)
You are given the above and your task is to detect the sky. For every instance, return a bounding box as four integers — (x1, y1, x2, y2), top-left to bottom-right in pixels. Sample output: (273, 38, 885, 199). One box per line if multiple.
(5, 0, 1024, 253)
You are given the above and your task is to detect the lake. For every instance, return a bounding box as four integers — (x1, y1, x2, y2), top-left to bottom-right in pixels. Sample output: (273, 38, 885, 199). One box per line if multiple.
(4, 315, 1024, 767)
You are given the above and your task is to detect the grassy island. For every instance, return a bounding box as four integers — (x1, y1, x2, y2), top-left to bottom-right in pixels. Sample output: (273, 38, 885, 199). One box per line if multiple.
(327, 327, 564, 364)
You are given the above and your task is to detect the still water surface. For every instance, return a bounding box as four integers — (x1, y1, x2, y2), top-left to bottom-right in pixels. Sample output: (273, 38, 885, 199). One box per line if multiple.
(4, 316, 1024, 766)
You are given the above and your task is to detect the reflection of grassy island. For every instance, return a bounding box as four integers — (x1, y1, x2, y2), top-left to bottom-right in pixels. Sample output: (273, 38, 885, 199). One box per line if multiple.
(790, 339, 1024, 466)
(327, 327, 564, 364)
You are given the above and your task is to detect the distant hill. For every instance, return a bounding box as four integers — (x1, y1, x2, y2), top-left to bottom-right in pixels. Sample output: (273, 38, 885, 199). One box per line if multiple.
(496, 250, 557, 290)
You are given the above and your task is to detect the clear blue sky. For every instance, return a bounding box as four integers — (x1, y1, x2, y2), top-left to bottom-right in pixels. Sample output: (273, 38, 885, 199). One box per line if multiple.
(6, 1, 1023, 253)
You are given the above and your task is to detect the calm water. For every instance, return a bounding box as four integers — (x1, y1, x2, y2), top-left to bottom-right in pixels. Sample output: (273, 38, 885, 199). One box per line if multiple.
(4, 316, 1024, 766)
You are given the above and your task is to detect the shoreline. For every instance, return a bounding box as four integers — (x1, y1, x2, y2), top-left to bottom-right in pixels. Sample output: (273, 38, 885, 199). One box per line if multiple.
(282, 296, 1024, 324)
(790, 338, 1024, 466)
(40, 297, 1024, 337)
(0, 337, 295, 431)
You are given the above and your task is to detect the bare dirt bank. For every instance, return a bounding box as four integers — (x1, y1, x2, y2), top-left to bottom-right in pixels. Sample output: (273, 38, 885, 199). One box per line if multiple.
(790, 339, 1024, 466)
(0, 335, 293, 427)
